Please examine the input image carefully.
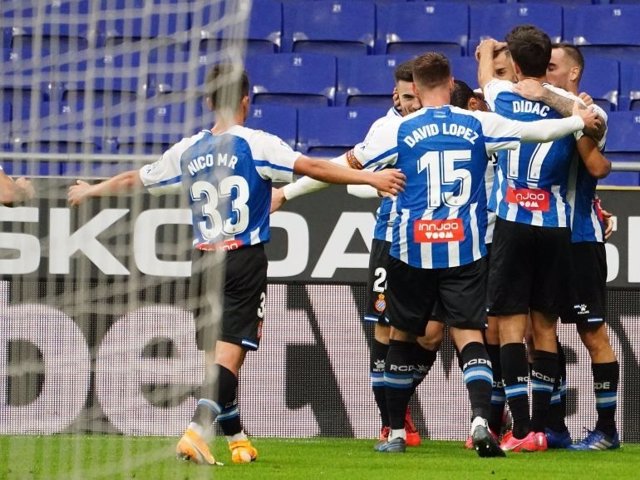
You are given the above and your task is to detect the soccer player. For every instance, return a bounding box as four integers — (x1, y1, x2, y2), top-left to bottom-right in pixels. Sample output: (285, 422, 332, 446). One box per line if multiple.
(514, 43, 619, 450)
(0, 167, 35, 205)
(478, 25, 602, 452)
(348, 51, 595, 457)
(67, 64, 405, 465)
(449, 80, 514, 447)
(271, 60, 426, 447)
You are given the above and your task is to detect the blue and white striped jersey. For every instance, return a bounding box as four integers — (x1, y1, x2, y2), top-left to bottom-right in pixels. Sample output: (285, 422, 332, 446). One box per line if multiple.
(353, 105, 537, 269)
(484, 79, 581, 227)
(567, 159, 605, 243)
(567, 105, 608, 243)
(139, 126, 300, 250)
(369, 107, 402, 243)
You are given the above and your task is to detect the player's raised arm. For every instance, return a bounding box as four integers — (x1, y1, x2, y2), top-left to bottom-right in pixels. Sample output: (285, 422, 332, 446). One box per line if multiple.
(476, 105, 598, 156)
(293, 155, 405, 197)
(514, 79, 606, 142)
(67, 170, 144, 206)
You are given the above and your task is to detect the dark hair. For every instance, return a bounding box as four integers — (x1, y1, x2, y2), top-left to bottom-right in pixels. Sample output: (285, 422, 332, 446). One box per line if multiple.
(493, 45, 510, 59)
(506, 25, 551, 78)
(394, 59, 414, 83)
(552, 42, 585, 82)
(451, 79, 476, 109)
(205, 63, 250, 110)
(412, 52, 451, 89)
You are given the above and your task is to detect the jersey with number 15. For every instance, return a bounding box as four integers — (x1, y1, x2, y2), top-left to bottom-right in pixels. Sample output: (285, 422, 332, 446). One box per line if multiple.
(139, 126, 299, 250)
(353, 105, 534, 269)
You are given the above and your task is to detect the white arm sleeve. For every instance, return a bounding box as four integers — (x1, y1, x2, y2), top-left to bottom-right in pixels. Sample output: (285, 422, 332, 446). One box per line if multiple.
(282, 154, 349, 200)
(347, 184, 380, 198)
(518, 115, 585, 143)
(476, 111, 584, 156)
(139, 135, 202, 195)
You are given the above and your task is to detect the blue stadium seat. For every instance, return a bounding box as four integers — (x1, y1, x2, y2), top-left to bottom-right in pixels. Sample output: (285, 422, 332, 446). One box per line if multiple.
(96, 11, 190, 48)
(282, 0, 375, 56)
(516, 0, 592, 4)
(198, 0, 282, 55)
(580, 55, 620, 112)
(564, 5, 640, 57)
(2, 101, 11, 144)
(450, 56, 480, 90)
(147, 65, 207, 97)
(376, 2, 468, 57)
(59, 77, 141, 109)
(619, 60, 640, 111)
(245, 105, 297, 149)
(598, 171, 640, 187)
(8, 23, 91, 55)
(604, 111, 640, 162)
(337, 55, 411, 107)
(297, 106, 386, 156)
(469, 3, 562, 53)
(245, 53, 337, 107)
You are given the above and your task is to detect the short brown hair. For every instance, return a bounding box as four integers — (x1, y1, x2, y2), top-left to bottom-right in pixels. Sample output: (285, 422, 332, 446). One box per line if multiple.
(451, 79, 476, 109)
(394, 59, 414, 84)
(412, 52, 451, 89)
(205, 63, 250, 110)
(506, 25, 551, 78)
(552, 42, 585, 82)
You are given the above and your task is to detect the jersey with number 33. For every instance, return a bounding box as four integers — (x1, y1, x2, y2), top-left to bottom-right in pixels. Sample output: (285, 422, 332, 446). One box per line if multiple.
(139, 126, 299, 249)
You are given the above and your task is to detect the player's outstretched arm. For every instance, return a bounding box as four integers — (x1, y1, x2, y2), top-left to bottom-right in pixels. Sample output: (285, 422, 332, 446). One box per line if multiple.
(515, 104, 599, 143)
(514, 79, 606, 142)
(0, 172, 35, 206)
(346, 184, 380, 199)
(293, 155, 405, 196)
(67, 170, 143, 206)
(476, 38, 505, 89)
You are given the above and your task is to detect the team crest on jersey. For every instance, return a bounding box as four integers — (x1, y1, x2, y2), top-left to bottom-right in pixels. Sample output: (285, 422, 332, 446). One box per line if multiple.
(506, 187, 550, 211)
(413, 218, 464, 243)
(374, 294, 386, 312)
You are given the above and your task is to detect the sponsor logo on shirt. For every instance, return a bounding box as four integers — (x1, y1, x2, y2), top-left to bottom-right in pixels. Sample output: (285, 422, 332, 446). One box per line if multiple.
(413, 218, 464, 243)
(196, 239, 244, 252)
(506, 187, 550, 211)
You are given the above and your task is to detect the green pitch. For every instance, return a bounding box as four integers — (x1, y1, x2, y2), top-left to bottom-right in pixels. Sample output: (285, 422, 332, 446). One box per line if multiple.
(1, 436, 638, 480)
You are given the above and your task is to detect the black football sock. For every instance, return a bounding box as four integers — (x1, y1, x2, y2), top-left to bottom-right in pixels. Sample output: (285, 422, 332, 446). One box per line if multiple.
(593, 361, 619, 437)
(501, 343, 530, 439)
(460, 342, 493, 421)
(486, 343, 505, 434)
(384, 340, 415, 431)
(215, 365, 243, 436)
(530, 350, 558, 433)
(547, 340, 568, 432)
(412, 343, 438, 392)
(371, 339, 390, 427)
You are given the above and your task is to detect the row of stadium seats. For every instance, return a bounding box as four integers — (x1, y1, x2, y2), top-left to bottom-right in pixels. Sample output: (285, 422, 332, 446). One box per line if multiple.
(2, 104, 639, 183)
(3, 2, 640, 58)
(2, 53, 639, 118)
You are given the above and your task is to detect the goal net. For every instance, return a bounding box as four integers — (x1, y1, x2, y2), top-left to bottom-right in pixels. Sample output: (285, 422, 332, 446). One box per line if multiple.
(1, 0, 249, 477)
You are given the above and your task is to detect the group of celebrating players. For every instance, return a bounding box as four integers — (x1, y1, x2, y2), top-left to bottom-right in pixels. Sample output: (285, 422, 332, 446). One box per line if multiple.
(65, 23, 620, 465)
